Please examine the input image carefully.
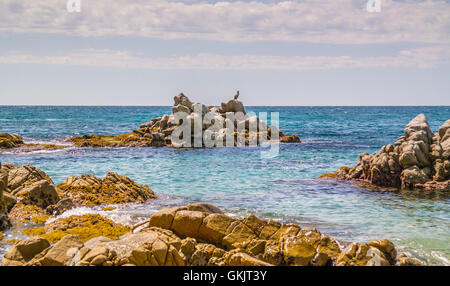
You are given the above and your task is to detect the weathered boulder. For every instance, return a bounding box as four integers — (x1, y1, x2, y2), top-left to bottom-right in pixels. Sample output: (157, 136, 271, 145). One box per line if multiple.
(37, 235, 84, 266)
(174, 93, 193, 112)
(0, 163, 53, 193)
(336, 242, 391, 266)
(1, 237, 50, 266)
(328, 114, 450, 190)
(11, 179, 59, 209)
(219, 99, 246, 114)
(57, 172, 156, 206)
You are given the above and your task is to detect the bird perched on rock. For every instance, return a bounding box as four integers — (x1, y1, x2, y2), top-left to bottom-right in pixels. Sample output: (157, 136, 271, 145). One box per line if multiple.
(234, 90, 240, 100)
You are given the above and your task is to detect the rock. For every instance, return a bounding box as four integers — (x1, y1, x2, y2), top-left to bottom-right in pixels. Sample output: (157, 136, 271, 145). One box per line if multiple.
(9, 202, 48, 223)
(39, 235, 84, 266)
(1, 163, 53, 193)
(57, 172, 156, 206)
(172, 104, 191, 115)
(280, 135, 301, 143)
(46, 198, 75, 215)
(1, 237, 50, 266)
(198, 214, 235, 245)
(22, 214, 131, 243)
(336, 242, 391, 266)
(0, 132, 24, 148)
(172, 210, 206, 238)
(328, 114, 450, 190)
(174, 93, 193, 112)
(3, 192, 17, 212)
(368, 239, 397, 263)
(395, 254, 423, 266)
(219, 99, 246, 114)
(12, 179, 59, 209)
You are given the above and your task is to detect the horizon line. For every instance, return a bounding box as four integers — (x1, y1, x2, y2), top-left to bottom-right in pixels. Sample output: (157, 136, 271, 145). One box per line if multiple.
(1, 105, 449, 107)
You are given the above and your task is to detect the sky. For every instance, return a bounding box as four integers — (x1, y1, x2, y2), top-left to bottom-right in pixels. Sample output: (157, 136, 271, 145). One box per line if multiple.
(0, 0, 449, 106)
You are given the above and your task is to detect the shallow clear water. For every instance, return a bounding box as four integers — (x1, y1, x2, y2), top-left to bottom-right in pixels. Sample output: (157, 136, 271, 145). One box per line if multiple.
(0, 106, 449, 265)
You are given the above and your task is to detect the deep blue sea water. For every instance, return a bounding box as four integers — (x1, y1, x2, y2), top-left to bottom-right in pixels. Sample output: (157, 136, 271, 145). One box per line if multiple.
(0, 106, 449, 265)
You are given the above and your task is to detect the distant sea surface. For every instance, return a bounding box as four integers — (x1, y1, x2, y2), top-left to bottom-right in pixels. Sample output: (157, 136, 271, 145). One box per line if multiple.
(0, 106, 449, 265)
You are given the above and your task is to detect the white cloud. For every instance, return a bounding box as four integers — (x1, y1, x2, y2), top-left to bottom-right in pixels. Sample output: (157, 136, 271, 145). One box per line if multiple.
(0, 0, 449, 44)
(1, 46, 449, 70)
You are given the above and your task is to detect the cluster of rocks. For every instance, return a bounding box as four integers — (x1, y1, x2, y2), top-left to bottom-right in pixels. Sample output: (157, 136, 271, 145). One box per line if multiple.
(70, 93, 301, 148)
(2, 202, 421, 266)
(1, 162, 422, 266)
(0, 163, 157, 227)
(324, 114, 450, 191)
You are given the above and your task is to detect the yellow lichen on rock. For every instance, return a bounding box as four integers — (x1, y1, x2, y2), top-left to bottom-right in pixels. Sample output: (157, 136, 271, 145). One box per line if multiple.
(21, 214, 131, 243)
(8, 203, 48, 223)
(58, 172, 156, 206)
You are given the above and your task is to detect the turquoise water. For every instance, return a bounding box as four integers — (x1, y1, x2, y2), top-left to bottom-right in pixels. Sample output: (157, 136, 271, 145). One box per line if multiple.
(0, 106, 449, 265)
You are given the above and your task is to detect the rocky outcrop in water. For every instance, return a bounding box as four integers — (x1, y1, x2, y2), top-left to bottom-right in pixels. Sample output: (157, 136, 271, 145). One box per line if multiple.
(3, 203, 421, 266)
(0, 133, 24, 149)
(325, 114, 450, 190)
(70, 92, 301, 148)
(0, 133, 68, 153)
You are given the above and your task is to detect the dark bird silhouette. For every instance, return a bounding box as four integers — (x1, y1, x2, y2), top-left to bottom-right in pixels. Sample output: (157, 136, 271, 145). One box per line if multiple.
(234, 90, 240, 100)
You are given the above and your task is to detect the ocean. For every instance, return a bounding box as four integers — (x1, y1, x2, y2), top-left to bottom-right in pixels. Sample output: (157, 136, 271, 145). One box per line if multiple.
(0, 106, 449, 265)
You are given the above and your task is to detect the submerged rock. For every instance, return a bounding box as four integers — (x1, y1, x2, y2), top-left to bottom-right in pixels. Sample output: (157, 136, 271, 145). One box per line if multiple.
(325, 114, 450, 191)
(70, 92, 301, 148)
(57, 172, 156, 206)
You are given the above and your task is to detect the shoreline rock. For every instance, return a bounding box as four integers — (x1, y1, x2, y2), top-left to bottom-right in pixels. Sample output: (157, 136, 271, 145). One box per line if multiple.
(0, 163, 157, 226)
(58, 172, 157, 206)
(322, 114, 450, 191)
(3, 203, 422, 266)
(70, 92, 301, 148)
(0, 163, 424, 266)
